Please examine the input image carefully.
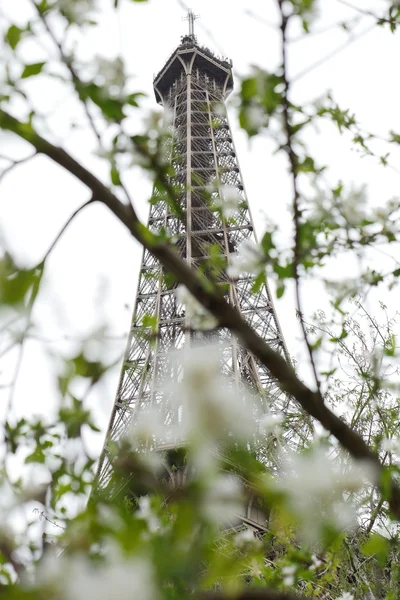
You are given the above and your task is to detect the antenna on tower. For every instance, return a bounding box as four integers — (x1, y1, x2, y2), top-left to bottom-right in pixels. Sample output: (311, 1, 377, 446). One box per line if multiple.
(183, 8, 199, 41)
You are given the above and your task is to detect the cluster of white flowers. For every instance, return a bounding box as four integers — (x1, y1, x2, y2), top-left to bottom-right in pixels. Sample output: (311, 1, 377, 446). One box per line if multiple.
(35, 551, 158, 600)
(94, 56, 126, 97)
(126, 345, 259, 451)
(310, 554, 323, 571)
(277, 448, 377, 544)
(244, 105, 265, 131)
(176, 345, 257, 444)
(201, 473, 243, 525)
(136, 496, 161, 533)
(258, 412, 283, 437)
(55, 0, 97, 25)
(216, 185, 242, 219)
(176, 285, 217, 331)
(227, 239, 265, 279)
(233, 527, 260, 548)
(381, 436, 400, 455)
(282, 564, 296, 586)
(337, 593, 354, 600)
(125, 344, 262, 530)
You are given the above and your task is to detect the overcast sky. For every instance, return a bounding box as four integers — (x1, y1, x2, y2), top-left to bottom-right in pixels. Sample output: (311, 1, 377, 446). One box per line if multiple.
(1, 0, 400, 458)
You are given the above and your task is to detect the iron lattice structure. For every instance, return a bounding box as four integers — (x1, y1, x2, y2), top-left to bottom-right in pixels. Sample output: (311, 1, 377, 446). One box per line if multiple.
(97, 33, 306, 493)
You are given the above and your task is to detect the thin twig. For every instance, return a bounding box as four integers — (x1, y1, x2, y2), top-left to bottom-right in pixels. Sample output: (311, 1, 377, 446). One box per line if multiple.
(0, 151, 37, 184)
(292, 22, 375, 82)
(276, 0, 322, 399)
(337, 0, 397, 24)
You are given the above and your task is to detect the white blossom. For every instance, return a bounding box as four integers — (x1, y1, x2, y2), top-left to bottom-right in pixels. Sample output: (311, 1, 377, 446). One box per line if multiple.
(127, 406, 167, 445)
(227, 239, 265, 279)
(277, 448, 377, 544)
(310, 554, 322, 570)
(233, 527, 261, 549)
(35, 552, 158, 600)
(381, 437, 400, 455)
(202, 473, 243, 525)
(244, 105, 265, 130)
(216, 185, 241, 219)
(337, 593, 354, 600)
(173, 345, 257, 444)
(259, 413, 283, 437)
(137, 496, 161, 533)
(340, 187, 367, 227)
(94, 56, 126, 96)
(56, 0, 97, 25)
(176, 285, 217, 330)
(282, 564, 296, 586)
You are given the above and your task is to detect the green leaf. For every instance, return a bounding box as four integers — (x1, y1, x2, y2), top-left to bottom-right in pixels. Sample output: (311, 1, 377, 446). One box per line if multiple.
(0, 254, 39, 305)
(25, 447, 46, 464)
(297, 156, 316, 174)
(362, 534, 389, 566)
(261, 231, 274, 255)
(81, 83, 125, 121)
(276, 283, 285, 298)
(110, 166, 121, 186)
(72, 353, 105, 383)
(21, 62, 46, 79)
(5, 25, 22, 50)
(384, 334, 396, 357)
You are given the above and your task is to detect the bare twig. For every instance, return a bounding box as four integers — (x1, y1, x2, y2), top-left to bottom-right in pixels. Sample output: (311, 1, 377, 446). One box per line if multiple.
(276, 0, 322, 399)
(292, 22, 375, 82)
(4, 199, 94, 417)
(0, 152, 37, 184)
(337, 0, 398, 25)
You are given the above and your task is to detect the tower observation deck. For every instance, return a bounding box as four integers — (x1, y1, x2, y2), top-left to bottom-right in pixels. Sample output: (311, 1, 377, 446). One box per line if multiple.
(96, 21, 307, 505)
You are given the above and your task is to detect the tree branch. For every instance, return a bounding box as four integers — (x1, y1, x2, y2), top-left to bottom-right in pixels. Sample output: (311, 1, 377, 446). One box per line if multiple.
(276, 1, 322, 398)
(2, 108, 400, 520)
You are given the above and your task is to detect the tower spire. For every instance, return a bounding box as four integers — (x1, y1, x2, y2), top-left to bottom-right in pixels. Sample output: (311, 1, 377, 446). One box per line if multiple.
(183, 8, 199, 40)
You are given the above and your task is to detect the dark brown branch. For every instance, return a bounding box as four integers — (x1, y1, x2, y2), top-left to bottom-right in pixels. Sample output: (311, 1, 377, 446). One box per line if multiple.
(2, 108, 400, 520)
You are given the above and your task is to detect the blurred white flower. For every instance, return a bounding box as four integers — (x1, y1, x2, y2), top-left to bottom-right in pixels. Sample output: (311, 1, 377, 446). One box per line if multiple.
(381, 437, 400, 455)
(202, 473, 243, 525)
(277, 448, 377, 543)
(310, 554, 322, 570)
(36, 552, 158, 600)
(174, 345, 257, 444)
(56, 0, 97, 25)
(137, 496, 161, 533)
(213, 103, 225, 118)
(244, 105, 265, 130)
(216, 185, 241, 219)
(259, 413, 283, 437)
(176, 285, 217, 330)
(282, 564, 296, 586)
(126, 406, 169, 447)
(227, 239, 265, 279)
(94, 56, 126, 96)
(340, 187, 367, 227)
(337, 593, 354, 600)
(233, 527, 261, 548)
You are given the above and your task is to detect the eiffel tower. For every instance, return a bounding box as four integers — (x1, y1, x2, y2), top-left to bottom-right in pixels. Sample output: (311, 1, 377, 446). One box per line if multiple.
(96, 12, 303, 528)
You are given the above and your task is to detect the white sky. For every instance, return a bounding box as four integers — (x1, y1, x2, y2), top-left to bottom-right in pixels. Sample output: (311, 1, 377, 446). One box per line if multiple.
(1, 0, 400, 459)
